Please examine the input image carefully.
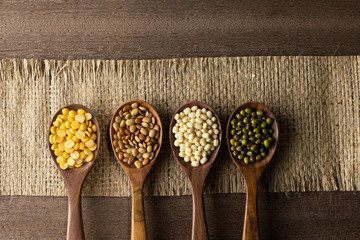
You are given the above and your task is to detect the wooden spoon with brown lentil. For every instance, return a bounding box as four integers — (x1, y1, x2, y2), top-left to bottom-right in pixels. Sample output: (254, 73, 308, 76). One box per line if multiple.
(109, 100, 163, 240)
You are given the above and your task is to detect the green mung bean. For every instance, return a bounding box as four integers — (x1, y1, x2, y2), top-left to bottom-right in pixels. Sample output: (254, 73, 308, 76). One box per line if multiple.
(229, 108, 274, 164)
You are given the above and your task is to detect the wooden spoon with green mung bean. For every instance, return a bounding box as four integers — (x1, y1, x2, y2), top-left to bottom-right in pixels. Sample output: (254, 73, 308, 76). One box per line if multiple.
(169, 101, 222, 240)
(109, 100, 163, 240)
(226, 102, 278, 240)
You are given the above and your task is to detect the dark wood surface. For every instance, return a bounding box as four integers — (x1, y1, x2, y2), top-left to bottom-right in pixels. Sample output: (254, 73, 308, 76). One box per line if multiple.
(2, 1, 360, 239)
(226, 102, 279, 240)
(1, 192, 359, 240)
(1, 0, 360, 60)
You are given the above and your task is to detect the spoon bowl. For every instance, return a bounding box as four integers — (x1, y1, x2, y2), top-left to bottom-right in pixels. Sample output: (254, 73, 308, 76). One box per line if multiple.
(109, 100, 163, 240)
(109, 100, 163, 182)
(227, 102, 278, 171)
(226, 101, 278, 240)
(170, 101, 222, 174)
(48, 104, 101, 175)
(48, 104, 101, 240)
(169, 101, 222, 240)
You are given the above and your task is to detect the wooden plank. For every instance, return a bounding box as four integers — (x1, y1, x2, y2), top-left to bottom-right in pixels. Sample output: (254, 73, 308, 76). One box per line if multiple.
(0, 0, 360, 60)
(1, 192, 359, 239)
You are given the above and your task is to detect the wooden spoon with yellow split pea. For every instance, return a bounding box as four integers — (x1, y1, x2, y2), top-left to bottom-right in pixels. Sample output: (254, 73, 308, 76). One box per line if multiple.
(109, 100, 163, 240)
(226, 102, 278, 240)
(48, 104, 100, 240)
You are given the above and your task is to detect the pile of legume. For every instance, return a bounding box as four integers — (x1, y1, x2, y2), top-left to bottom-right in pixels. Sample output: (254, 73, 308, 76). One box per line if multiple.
(49, 108, 97, 170)
(112, 103, 161, 169)
(172, 106, 220, 167)
(229, 108, 274, 164)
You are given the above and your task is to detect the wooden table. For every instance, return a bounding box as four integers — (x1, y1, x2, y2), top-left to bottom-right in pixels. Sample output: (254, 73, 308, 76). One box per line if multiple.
(1, 1, 360, 239)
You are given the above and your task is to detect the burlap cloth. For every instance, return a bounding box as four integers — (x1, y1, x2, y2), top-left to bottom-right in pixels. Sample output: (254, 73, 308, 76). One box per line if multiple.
(0, 56, 359, 197)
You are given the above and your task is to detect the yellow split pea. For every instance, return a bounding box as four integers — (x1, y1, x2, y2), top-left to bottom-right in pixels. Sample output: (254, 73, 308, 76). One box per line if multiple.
(49, 108, 97, 170)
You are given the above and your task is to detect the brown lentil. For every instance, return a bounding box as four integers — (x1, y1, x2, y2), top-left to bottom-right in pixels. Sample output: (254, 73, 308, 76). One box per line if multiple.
(112, 102, 161, 169)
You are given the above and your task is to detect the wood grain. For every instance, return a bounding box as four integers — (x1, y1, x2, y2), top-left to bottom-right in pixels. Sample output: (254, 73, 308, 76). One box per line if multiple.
(1, 192, 360, 240)
(1, 0, 360, 60)
(1, 2, 360, 239)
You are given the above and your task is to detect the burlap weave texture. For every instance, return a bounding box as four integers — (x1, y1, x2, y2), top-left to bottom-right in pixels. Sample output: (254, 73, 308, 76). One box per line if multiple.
(0, 56, 359, 196)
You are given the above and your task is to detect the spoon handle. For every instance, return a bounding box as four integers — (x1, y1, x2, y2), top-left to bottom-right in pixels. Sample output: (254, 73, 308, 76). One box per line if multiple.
(67, 185, 85, 240)
(131, 184, 147, 240)
(243, 178, 259, 240)
(191, 182, 208, 240)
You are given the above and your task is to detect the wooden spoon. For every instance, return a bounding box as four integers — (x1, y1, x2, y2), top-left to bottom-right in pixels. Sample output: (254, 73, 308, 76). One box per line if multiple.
(169, 101, 222, 240)
(226, 102, 278, 240)
(109, 100, 163, 240)
(48, 104, 101, 240)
